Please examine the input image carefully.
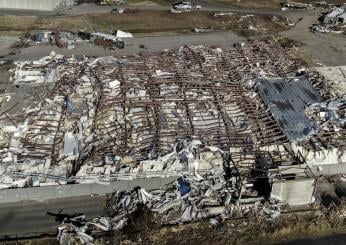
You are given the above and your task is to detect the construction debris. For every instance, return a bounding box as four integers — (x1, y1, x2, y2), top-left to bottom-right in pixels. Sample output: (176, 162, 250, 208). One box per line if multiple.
(57, 215, 120, 245)
(323, 7, 345, 24)
(282, 1, 313, 10)
(1, 32, 345, 244)
(13, 30, 126, 50)
(90, 32, 125, 49)
(0, 41, 344, 209)
(311, 7, 346, 33)
(58, 159, 285, 244)
(112, 30, 133, 38)
(305, 99, 346, 134)
(315, 66, 346, 98)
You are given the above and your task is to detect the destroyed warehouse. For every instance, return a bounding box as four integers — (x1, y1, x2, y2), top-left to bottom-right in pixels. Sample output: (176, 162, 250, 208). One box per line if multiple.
(0, 40, 345, 242)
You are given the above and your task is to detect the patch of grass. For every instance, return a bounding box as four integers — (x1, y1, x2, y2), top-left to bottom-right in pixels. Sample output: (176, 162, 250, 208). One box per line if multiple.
(133, 211, 346, 245)
(126, 0, 175, 6)
(209, 0, 282, 9)
(0, 15, 91, 32)
(0, 11, 286, 36)
(88, 10, 286, 34)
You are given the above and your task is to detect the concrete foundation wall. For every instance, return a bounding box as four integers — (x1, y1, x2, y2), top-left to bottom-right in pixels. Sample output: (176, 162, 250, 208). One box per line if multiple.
(0, 177, 178, 203)
(0, 0, 64, 10)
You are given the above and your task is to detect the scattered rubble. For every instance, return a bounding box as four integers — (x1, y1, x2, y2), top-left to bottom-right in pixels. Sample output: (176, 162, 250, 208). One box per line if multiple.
(0, 24, 344, 243)
(281, 1, 341, 11)
(12, 29, 128, 50)
(212, 13, 287, 35)
(281, 1, 313, 11)
(1, 41, 311, 187)
(305, 99, 346, 134)
(316, 66, 346, 98)
(0, 41, 344, 215)
(311, 7, 346, 33)
(58, 152, 285, 245)
(192, 27, 212, 33)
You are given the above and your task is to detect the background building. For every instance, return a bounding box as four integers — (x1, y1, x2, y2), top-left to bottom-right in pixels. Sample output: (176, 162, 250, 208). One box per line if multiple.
(0, 0, 75, 11)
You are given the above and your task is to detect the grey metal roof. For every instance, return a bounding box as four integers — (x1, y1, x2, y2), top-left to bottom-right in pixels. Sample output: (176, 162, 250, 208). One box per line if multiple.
(338, 12, 346, 19)
(257, 76, 323, 141)
(326, 8, 344, 18)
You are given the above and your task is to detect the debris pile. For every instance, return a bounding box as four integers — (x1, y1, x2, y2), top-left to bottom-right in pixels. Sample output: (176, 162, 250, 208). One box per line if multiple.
(281, 1, 313, 11)
(57, 215, 120, 245)
(315, 66, 346, 98)
(311, 7, 346, 34)
(305, 99, 346, 133)
(14, 30, 127, 50)
(0, 41, 341, 189)
(281, 1, 340, 11)
(107, 175, 281, 225)
(213, 13, 286, 35)
(58, 163, 284, 245)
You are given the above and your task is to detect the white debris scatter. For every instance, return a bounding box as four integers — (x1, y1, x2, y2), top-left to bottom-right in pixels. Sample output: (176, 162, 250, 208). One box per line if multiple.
(58, 165, 283, 244)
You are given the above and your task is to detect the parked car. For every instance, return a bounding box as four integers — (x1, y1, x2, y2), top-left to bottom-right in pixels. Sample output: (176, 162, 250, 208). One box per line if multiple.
(173, 2, 192, 10)
(311, 24, 331, 33)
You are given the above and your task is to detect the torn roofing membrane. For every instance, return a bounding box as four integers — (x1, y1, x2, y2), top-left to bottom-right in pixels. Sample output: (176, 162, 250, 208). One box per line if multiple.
(257, 76, 323, 141)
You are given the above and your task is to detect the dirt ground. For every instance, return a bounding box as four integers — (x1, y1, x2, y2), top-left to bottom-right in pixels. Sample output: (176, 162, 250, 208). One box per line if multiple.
(108, 203, 346, 245)
(281, 11, 346, 66)
(0, 10, 287, 35)
(210, 0, 346, 9)
(0, 15, 92, 32)
(3, 208, 345, 245)
(88, 10, 286, 34)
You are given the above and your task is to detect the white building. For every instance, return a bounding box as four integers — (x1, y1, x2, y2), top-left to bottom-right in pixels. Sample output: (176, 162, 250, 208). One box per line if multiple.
(0, 0, 75, 11)
(324, 7, 344, 24)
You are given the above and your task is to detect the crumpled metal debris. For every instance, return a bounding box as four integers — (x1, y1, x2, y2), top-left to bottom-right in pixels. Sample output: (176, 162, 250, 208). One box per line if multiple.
(57, 171, 282, 244)
(107, 172, 282, 226)
(57, 214, 126, 245)
(305, 99, 346, 133)
(0, 41, 335, 189)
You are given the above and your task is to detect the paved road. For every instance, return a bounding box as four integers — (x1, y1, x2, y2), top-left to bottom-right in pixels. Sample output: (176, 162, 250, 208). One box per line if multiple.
(0, 177, 178, 238)
(281, 11, 346, 66)
(0, 195, 107, 238)
(6, 31, 246, 61)
(0, 177, 178, 203)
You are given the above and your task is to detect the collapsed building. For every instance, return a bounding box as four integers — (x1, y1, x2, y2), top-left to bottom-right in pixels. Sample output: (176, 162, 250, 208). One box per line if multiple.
(323, 7, 345, 24)
(312, 7, 346, 33)
(0, 41, 344, 209)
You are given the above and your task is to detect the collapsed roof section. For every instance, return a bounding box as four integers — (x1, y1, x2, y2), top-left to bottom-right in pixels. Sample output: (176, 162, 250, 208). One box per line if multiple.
(0, 40, 338, 187)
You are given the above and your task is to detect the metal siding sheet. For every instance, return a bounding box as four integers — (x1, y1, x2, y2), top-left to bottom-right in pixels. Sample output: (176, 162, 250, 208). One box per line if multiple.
(271, 178, 315, 206)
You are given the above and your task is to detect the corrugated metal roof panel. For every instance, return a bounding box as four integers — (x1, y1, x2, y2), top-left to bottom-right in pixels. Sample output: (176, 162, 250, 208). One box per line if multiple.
(326, 8, 344, 18)
(257, 76, 323, 141)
